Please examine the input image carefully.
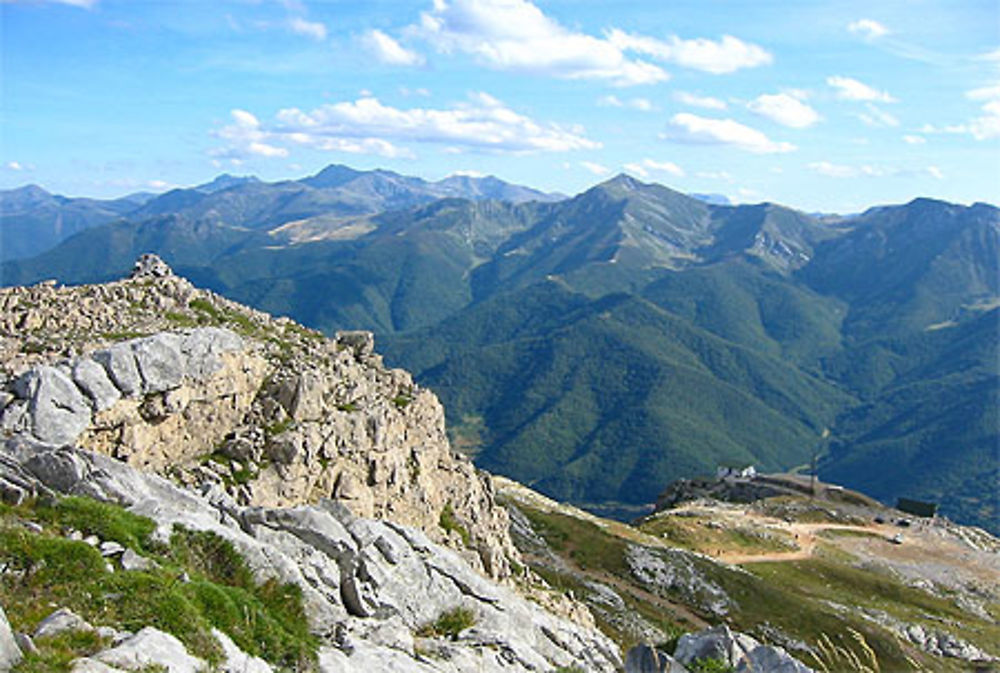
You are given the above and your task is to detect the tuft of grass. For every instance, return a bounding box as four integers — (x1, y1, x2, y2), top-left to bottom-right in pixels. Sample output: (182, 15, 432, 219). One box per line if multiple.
(688, 657, 735, 673)
(15, 629, 108, 673)
(438, 503, 471, 547)
(0, 496, 318, 671)
(392, 394, 413, 409)
(415, 607, 476, 640)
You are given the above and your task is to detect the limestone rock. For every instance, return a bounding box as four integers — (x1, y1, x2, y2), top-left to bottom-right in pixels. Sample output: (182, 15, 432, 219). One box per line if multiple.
(12, 366, 92, 446)
(673, 625, 814, 673)
(130, 254, 173, 280)
(0, 604, 21, 673)
(625, 644, 689, 672)
(34, 607, 94, 640)
(72, 358, 121, 412)
(94, 627, 205, 673)
(93, 344, 142, 398)
(213, 629, 274, 673)
(131, 333, 184, 393)
(70, 659, 128, 673)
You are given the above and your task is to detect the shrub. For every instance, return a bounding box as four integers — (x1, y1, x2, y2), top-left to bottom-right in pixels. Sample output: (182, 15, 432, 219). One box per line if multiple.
(438, 503, 471, 546)
(416, 607, 477, 640)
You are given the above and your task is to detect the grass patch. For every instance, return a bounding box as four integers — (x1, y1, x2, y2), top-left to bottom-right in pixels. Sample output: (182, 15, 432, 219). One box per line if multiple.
(438, 503, 471, 547)
(0, 495, 318, 670)
(519, 508, 627, 575)
(415, 607, 476, 640)
(15, 629, 108, 673)
(638, 513, 796, 555)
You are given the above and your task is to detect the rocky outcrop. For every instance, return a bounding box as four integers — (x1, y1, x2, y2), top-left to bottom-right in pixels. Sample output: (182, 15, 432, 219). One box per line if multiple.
(0, 260, 517, 578)
(673, 625, 814, 673)
(0, 441, 621, 671)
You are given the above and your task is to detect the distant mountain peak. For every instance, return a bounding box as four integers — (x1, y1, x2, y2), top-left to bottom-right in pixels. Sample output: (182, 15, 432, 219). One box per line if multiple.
(195, 173, 261, 193)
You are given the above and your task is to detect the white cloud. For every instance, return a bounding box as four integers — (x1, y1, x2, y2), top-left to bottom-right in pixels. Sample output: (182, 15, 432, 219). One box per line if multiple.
(287, 17, 326, 40)
(664, 113, 795, 153)
(747, 92, 820, 128)
(363, 29, 425, 66)
(212, 93, 601, 160)
(674, 91, 727, 110)
(696, 170, 733, 181)
(597, 95, 653, 111)
(827, 75, 896, 103)
(212, 109, 290, 159)
(5, 161, 24, 171)
(411, 0, 667, 86)
(857, 103, 899, 127)
(624, 158, 685, 179)
(581, 161, 610, 176)
(921, 84, 1000, 141)
(903, 134, 926, 144)
(606, 29, 772, 74)
(847, 19, 888, 40)
(642, 159, 685, 177)
(623, 162, 648, 178)
(809, 161, 944, 179)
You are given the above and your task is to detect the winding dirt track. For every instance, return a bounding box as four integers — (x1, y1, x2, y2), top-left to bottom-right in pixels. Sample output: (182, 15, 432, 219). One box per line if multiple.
(714, 522, 884, 564)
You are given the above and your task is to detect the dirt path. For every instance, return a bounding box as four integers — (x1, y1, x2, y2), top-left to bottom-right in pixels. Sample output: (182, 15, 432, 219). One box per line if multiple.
(714, 522, 884, 564)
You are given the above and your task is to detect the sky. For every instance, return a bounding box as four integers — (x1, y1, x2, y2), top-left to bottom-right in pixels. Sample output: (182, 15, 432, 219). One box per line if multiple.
(1, 0, 998, 212)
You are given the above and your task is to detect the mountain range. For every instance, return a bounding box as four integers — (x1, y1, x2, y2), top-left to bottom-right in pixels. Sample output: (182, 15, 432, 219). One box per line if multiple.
(2, 165, 997, 532)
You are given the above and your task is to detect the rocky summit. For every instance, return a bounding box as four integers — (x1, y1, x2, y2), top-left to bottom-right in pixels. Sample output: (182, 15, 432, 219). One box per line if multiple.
(0, 256, 621, 671)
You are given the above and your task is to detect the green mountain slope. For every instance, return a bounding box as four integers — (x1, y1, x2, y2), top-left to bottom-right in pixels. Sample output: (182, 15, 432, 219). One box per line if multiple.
(2, 171, 996, 531)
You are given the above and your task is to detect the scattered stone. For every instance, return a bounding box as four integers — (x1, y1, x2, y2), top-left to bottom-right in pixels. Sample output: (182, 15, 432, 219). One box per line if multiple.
(625, 643, 689, 672)
(213, 629, 273, 673)
(673, 625, 814, 673)
(33, 607, 94, 640)
(120, 548, 157, 572)
(94, 627, 205, 673)
(0, 604, 22, 673)
(130, 254, 173, 280)
(99, 541, 125, 557)
(13, 632, 37, 657)
(12, 366, 91, 446)
(93, 344, 142, 398)
(72, 358, 121, 412)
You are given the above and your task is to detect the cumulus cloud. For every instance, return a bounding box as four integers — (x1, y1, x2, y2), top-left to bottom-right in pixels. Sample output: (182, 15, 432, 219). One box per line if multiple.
(580, 161, 610, 176)
(674, 91, 727, 110)
(903, 134, 926, 144)
(920, 82, 1000, 141)
(606, 29, 772, 74)
(410, 0, 667, 86)
(747, 92, 820, 128)
(212, 94, 601, 160)
(664, 113, 795, 153)
(857, 103, 899, 127)
(363, 29, 425, 66)
(598, 95, 653, 111)
(288, 17, 327, 41)
(827, 75, 896, 103)
(5, 161, 24, 171)
(624, 158, 685, 179)
(847, 19, 888, 40)
(212, 109, 290, 159)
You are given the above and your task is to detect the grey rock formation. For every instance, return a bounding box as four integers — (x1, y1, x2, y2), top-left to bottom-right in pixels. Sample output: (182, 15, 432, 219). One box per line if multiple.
(625, 643, 689, 672)
(130, 253, 174, 279)
(1, 443, 621, 672)
(673, 625, 813, 673)
(131, 333, 184, 393)
(92, 627, 205, 673)
(93, 344, 142, 398)
(213, 629, 274, 673)
(72, 358, 121, 412)
(11, 366, 92, 446)
(34, 607, 94, 639)
(0, 604, 21, 673)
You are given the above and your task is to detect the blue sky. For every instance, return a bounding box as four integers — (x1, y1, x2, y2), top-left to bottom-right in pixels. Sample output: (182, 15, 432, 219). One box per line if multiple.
(1, 0, 998, 212)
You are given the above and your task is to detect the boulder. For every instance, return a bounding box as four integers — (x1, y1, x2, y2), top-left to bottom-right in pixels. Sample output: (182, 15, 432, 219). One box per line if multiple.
(181, 328, 243, 380)
(625, 643, 689, 672)
(94, 627, 205, 673)
(93, 344, 142, 397)
(213, 629, 273, 673)
(72, 358, 121, 412)
(34, 607, 94, 640)
(0, 604, 21, 673)
(130, 254, 173, 279)
(132, 334, 184, 393)
(674, 625, 814, 673)
(13, 367, 91, 446)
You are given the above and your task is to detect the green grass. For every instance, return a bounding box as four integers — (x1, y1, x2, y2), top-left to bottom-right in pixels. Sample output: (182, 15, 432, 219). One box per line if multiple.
(415, 607, 476, 640)
(438, 503, 471, 547)
(638, 513, 796, 555)
(15, 629, 109, 673)
(0, 496, 318, 671)
(519, 507, 627, 575)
